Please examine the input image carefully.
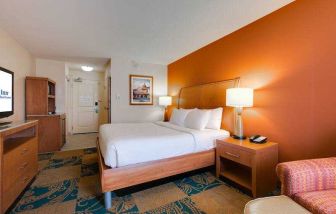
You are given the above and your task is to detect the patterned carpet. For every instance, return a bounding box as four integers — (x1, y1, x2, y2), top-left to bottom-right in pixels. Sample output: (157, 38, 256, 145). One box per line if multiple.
(8, 148, 251, 214)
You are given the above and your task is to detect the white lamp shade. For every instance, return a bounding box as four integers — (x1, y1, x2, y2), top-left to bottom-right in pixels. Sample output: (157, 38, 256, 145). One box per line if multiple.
(159, 96, 172, 106)
(226, 88, 254, 107)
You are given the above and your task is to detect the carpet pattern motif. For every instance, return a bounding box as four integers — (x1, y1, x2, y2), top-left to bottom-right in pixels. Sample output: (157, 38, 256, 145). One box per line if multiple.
(8, 148, 250, 214)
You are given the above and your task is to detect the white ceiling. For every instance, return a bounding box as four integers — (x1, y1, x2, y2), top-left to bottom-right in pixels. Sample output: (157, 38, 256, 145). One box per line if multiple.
(0, 0, 293, 65)
(66, 60, 107, 72)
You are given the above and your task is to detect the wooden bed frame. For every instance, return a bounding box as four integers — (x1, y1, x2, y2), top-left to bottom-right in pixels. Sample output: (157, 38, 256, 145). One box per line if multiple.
(97, 139, 215, 208)
(97, 77, 240, 209)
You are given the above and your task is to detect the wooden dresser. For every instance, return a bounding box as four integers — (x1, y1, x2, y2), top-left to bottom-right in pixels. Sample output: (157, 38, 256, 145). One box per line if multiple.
(25, 76, 66, 153)
(0, 120, 38, 213)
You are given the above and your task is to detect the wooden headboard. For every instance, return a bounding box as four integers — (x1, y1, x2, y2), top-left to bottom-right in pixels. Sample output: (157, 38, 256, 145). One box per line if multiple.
(177, 77, 240, 131)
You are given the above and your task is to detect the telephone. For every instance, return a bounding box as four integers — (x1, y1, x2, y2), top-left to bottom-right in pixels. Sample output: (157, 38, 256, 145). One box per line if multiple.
(249, 135, 268, 144)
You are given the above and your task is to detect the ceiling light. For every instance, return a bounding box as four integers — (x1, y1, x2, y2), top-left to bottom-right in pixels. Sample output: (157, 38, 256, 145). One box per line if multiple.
(81, 66, 93, 72)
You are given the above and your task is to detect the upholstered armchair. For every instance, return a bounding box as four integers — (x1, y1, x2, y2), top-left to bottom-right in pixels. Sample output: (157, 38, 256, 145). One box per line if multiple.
(276, 157, 336, 214)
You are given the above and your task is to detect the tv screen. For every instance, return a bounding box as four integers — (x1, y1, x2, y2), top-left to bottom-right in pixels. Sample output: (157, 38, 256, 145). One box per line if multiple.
(0, 67, 14, 118)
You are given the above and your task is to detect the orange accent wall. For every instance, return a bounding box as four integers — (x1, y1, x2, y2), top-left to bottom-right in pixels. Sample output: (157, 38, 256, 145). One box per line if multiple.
(168, 0, 336, 162)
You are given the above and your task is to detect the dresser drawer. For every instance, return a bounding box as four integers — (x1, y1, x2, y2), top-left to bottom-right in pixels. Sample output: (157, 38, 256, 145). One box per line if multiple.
(2, 165, 36, 212)
(217, 143, 253, 167)
(3, 138, 38, 189)
(3, 153, 38, 191)
(3, 138, 37, 169)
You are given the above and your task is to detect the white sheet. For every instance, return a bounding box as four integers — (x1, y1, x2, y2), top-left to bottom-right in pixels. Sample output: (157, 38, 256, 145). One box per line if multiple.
(99, 121, 230, 168)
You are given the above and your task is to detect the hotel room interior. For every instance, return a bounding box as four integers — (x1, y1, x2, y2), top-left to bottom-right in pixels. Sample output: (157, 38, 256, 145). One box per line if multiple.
(0, 0, 335, 213)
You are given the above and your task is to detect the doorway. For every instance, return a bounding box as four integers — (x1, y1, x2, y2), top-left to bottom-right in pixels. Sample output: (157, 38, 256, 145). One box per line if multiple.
(66, 69, 107, 135)
(72, 79, 99, 133)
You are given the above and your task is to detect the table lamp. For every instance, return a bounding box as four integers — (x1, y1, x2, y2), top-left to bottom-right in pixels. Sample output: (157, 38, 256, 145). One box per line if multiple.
(226, 88, 253, 139)
(159, 96, 172, 121)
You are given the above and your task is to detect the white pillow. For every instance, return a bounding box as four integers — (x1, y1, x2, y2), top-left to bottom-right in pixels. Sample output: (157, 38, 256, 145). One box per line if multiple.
(184, 109, 211, 130)
(205, 107, 223, 130)
(169, 108, 192, 126)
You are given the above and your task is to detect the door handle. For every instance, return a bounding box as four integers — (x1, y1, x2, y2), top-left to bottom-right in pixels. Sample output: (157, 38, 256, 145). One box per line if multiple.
(94, 103, 99, 113)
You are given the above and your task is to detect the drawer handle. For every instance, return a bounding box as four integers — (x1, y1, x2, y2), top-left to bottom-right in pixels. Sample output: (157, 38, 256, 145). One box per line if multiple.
(21, 148, 28, 155)
(225, 152, 240, 158)
(19, 162, 28, 170)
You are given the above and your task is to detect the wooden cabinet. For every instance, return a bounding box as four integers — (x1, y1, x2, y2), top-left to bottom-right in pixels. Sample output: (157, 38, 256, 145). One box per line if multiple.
(60, 115, 66, 148)
(25, 76, 66, 153)
(216, 137, 278, 198)
(0, 120, 38, 213)
(27, 114, 66, 153)
(25, 77, 56, 115)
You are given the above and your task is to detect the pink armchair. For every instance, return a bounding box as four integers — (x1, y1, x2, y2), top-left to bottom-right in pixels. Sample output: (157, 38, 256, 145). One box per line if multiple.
(276, 157, 336, 214)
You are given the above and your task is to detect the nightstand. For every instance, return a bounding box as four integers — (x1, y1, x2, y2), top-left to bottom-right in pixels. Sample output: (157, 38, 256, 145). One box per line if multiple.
(216, 137, 278, 198)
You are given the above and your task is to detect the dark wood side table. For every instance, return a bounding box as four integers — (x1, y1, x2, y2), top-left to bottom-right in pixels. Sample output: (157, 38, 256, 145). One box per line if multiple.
(216, 137, 278, 198)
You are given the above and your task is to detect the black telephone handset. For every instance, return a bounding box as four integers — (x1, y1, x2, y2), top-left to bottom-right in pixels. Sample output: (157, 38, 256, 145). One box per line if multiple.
(249, 135, 268, 144)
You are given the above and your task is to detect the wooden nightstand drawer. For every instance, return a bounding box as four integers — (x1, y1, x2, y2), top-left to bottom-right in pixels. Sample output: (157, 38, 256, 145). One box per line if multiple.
(217, 143, 252, 167)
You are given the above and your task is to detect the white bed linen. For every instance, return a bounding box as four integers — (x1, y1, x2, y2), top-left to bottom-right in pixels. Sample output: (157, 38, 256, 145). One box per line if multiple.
(99, 121, 230, 168)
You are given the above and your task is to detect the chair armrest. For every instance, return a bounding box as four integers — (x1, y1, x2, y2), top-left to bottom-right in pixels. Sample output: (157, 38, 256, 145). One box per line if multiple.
(276, 157, 336, 197)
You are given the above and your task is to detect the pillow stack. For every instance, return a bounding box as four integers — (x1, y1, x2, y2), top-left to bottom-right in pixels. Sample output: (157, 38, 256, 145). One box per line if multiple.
(206, 108, 223, 130)
(169, 107, 223, 130)
(184, 109, 211, 130)
(170, 108, 193, 127)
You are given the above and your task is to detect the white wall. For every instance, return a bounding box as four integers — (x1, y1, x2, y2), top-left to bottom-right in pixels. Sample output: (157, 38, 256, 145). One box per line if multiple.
(110, 57, 167, 122)
(35, 58, 66, 113)
(0, 27, 35, 122)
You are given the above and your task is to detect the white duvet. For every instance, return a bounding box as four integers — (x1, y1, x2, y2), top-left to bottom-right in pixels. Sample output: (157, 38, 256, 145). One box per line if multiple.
(99, 121, 230, 168)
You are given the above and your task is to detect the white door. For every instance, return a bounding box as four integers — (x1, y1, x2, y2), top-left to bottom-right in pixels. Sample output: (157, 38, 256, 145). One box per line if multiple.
(72, 80, 99, 133)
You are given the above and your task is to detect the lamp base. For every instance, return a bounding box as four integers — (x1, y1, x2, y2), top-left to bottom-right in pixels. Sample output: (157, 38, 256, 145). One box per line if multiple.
(163, 107, 169, 122)
(232, 135, 246, 140)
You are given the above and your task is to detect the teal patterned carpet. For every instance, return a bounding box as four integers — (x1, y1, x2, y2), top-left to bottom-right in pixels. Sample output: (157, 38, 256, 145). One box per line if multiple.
(8, 148, 250, 214)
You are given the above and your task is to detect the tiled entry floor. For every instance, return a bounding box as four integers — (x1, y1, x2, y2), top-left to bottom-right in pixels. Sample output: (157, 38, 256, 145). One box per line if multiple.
(8, 148, 251, 214)
(61, 133, 98, 151)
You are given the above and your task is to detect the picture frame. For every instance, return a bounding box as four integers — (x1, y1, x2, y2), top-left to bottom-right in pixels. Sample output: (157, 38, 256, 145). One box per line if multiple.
(129, 75, 153, 105)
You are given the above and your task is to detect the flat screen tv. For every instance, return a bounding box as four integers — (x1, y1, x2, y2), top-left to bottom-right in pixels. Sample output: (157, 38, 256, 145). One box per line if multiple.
(0, 67, 14, 118)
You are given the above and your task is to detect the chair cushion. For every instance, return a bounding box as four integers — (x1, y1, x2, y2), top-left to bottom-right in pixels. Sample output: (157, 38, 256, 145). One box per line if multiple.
(277, 157, 336, 197)
(244, 195, 310, 214)
(294, 189, 336, 214)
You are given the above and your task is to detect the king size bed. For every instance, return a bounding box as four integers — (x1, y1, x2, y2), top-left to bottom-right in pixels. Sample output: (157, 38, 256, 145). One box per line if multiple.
(97, 78, 240, 209)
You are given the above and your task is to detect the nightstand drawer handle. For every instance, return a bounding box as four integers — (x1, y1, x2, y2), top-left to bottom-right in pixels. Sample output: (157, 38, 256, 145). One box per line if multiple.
(225, 152, 240, 158)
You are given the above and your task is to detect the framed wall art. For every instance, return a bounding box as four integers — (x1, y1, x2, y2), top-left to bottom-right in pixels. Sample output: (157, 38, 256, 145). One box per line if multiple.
(129, 75, 153, 105)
